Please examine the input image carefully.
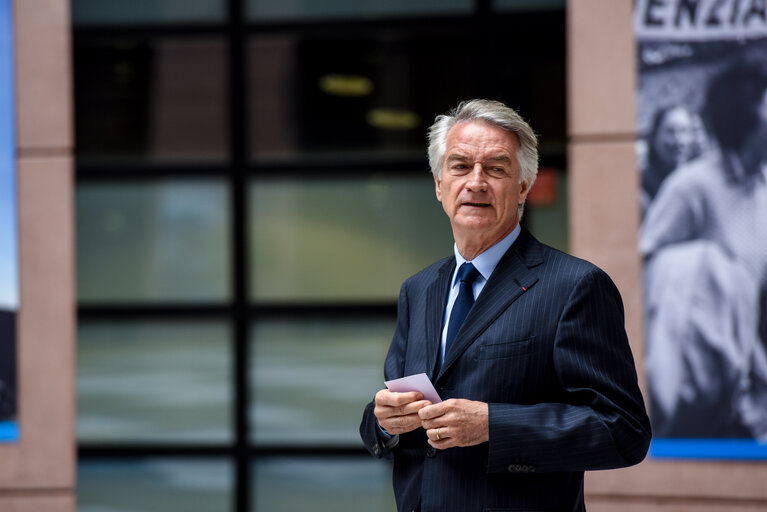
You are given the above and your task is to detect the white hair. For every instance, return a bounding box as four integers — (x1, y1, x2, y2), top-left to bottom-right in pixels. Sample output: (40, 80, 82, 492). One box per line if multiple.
(427, 99, 539, 187)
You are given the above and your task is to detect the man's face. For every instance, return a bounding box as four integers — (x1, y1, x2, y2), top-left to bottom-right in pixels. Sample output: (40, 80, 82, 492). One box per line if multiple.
(434, 120, 530, 252)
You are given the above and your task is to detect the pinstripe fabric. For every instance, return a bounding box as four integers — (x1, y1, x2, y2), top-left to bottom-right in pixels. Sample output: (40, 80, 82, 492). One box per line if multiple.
(360, 229, 651, 512)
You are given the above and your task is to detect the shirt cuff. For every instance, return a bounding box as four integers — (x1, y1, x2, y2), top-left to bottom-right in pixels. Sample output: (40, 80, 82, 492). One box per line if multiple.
(376, 422, 400, 450)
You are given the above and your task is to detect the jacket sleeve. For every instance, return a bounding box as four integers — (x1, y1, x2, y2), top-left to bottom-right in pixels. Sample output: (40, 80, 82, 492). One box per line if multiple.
(360, 282, 411, 459)
(486, 267, 652, 473)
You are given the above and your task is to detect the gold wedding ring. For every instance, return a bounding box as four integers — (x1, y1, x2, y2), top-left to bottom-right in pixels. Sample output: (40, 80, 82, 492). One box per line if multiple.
(436, 428, 441, 440)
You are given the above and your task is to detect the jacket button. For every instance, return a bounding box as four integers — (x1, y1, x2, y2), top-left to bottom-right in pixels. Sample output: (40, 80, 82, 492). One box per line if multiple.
(373, 444, 381, 456)
(426, 446, 437, 457)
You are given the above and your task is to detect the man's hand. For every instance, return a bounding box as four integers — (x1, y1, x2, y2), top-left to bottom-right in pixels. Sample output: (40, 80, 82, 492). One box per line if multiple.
(374, 389, 432, 435)
(419, 399, 489, 449)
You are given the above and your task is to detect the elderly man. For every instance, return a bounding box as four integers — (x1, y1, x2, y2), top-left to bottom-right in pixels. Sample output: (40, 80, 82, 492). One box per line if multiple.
(360, 99, 651, 512)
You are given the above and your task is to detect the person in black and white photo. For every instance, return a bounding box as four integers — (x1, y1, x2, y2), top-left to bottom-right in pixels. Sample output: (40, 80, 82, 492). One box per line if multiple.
(641, 55, 767, 439)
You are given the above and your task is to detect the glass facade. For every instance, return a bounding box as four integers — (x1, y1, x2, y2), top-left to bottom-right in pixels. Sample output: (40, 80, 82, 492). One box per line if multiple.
(78, 320, 232, 443)
(73, 0, 226, 25)
(73, 1, 567, 510)
(252, 457, 396, 511)
(494, 0, 565, 11)
(247, 30, 479, 164)
(78, 459, 233, 512)
(77, 180, 231, 302)
(246, 0, 471, 21)
(248, 176, 452, 302)
(249, 317, 393, 445)
(74, 38, 229, 165)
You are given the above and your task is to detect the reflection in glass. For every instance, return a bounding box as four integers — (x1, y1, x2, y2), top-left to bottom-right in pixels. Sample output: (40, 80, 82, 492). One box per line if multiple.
(250, 317, 393, 445)
(247, 0, 470, 21)
(525, 170, 568, 252)
(73, 0, 225, 25)
(77, 180, 230, 303)
(252, 457, 396, 511)
(78, 321, 232, 443)
(247, 32, 478, 163)
(249, 176, 453, 302)
(78, 459, 233, 512)
(74, 38, 228, 164)
(247, 23, 565, 164)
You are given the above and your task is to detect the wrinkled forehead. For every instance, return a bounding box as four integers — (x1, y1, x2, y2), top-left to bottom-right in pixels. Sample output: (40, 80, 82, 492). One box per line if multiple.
(444, 120, 520, 156)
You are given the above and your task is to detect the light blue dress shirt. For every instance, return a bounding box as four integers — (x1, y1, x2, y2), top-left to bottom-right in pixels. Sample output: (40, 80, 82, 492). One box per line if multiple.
(377, 223, 521, 444)
(439, 223, 522, 362)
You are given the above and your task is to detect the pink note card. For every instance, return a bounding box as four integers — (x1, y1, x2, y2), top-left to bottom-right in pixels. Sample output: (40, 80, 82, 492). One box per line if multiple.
(384, 373, 442, 404)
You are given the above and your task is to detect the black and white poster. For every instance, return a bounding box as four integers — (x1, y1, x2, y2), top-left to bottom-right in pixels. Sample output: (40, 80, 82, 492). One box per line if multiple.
(0, 0, 18, 443)
(635, 0, 767, 459)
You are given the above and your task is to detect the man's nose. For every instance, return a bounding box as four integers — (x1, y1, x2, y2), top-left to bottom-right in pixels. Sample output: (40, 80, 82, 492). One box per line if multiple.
(466, 164, 487, 189)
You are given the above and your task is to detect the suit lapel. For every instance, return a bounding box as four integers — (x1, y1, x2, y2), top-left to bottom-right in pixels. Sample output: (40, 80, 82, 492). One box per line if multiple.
(437, 230, 543, 381)
(425, 258, 455, 380)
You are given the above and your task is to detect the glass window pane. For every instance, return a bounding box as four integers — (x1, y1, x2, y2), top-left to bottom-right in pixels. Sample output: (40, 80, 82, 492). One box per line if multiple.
(73, 0, 226, 25)
(74, 38, 228, 164)
(78, 320, 232, 443)
(493, 0, 565, 10)
(249, 176, 453, 302)
(247, 31, 479, 163)
(78, 459, 233, 512)
(77, 180, 231, 303)
(252, 457, 396, 512)
(247, 0, 470, 21)
(525, 169, 568, 252)
(250, 317, 393, 445)
(247, 23, 565, 164)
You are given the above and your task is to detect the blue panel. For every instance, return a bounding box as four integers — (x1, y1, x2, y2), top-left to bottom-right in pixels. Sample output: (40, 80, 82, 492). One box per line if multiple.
(0, 421, 18, 441)
(651, 439, 767, 460)
(0, 0, 18, 443)
(0, 0, 17, 308)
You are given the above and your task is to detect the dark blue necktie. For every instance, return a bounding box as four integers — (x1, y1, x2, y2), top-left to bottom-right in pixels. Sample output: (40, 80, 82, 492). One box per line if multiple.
(445, 262, 481, 359)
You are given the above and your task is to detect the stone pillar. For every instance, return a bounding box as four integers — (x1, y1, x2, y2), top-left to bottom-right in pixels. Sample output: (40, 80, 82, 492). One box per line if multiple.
(567, 1, 767, 510)
(0, 0, 75, 511)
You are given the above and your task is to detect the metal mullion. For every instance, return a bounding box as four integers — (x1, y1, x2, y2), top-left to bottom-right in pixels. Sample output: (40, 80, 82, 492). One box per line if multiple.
(249, 446, 370, 458)
(249, 303, 396, 319)
(227, 0, 251, 510)
(76, 164, 235, 180)
(78, 304, 233, 320)
(247, 160, 428, 177)
(79, 445, 235, 458)
(73, 24, 227, 39)
(242, 14, 468, 36)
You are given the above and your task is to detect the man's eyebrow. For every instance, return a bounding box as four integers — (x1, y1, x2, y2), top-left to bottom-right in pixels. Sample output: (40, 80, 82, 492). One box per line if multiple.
(445, 153, 512, 164)
(485, 155, 513, 163)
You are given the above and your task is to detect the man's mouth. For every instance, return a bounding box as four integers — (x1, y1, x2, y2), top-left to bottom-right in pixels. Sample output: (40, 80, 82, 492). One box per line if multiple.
(462, 202, 491, 208)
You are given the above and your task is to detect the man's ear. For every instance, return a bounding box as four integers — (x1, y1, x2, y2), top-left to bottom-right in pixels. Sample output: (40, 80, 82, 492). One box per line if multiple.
(434, 174, 443, 202)
(518, 178, 531, 205)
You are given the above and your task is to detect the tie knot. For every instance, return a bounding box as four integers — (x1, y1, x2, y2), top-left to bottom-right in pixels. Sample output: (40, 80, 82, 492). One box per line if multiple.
(458, 262, 480, 284)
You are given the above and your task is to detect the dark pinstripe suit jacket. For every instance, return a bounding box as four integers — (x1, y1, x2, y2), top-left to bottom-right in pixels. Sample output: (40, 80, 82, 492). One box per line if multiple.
(360, 229, 651, 512)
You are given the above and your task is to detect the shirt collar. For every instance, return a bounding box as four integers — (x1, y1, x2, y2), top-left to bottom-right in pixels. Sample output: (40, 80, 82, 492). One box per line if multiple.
(452, 223, 522, 285)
